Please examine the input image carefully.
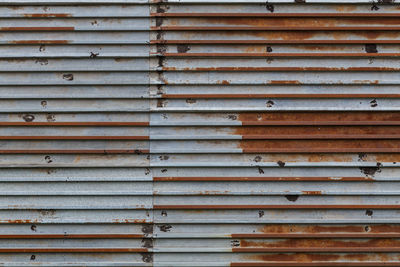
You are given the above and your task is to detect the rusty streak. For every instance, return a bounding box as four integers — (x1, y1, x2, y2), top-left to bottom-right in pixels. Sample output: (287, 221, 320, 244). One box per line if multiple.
(0, 122, 149, 126)
(0, 248, 148, 253)
(151, 40, 400, 44)
(150, 13, 400, 17)
(232, 247, 400, 252)
(159, 53, 399, 57)
(151, 26, 400, 31)
(161, 67, 400, 72)
(0, 136, 150, 140)
(162, 94, 400, 99)
(231, 233, 400, 238)
(0, 149, 150, 154)
(23, 13, 72, 18)
(1, 27, 74, 31)
(0, 234, 144, 239)
(154, 205, 399, 210)
(231, 263, 400, 266)
(153, 177, 373, 182)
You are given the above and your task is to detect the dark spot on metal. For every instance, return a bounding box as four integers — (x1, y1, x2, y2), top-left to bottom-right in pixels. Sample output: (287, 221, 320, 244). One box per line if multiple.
(141, 253, 153, 263)
(295, 0, 306, 2)
(378, 0, 394, 3)
(371, 1, 380, 10)
(231, 240, 240, 247)
(254, 156, 262, 162)
(277, 161, 285, 167)
(161, 168, 167, 173)
(258, 210, 264, 218)
(285, 195, 299, 202)
(41, 100, 47, 108)
(370, 99, 378, 108)
(157, 44, 167, 55)
(134, 149, 142, 155)
(159, 155, 169, 160)
(30, 255, 35, 260)
(358, 153, 367, 162)
(266, 46, 273, 53)
(365, 44, 378, 53)
(91, 20, 98, 26)
(35, 58, 48, 65)
(156, 3, 169, 13)
(141, 238, 153, 248)
(258, 167, 264, 174)
(266, 3, 274, 12)
(22, 114, 35, 122)
(30, 225, 37, 232)
(228, 114, 237, 120)
(266, 100, 275, 107)
(157, 99, 166, 108)
(159, 224, 172, 232)
(44, 156, 52, 164)
(365, 225, 370, 232)
(186, 98, 196, 104)
(145, 168, 150, 175)
(156, 17, 164, 27)
(46, 113, 55, 122)
(62, 73, 73, 81)
(366, 209, 373, 216)
(177, 44, 190, 53)
(90, 52, 99, 58)
(161, 210, 167, 217)
(156, 31, 165, 41)
(39, 45, 45, 52)
(157, 85, 164, 95)
(141, 224, 153, 235)
(359, 162, 382, 177)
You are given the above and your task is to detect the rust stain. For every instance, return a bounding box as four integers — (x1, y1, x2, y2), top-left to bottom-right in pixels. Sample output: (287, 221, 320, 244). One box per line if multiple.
(23, 13, 71, 17)
(11, 40, 69, 44)
(0, 27, 74, 31)
(238, 238, 400, 248)
(335, 5, 358, 12)
(269, 80, 301, 84)
(302, 191, 322, 195)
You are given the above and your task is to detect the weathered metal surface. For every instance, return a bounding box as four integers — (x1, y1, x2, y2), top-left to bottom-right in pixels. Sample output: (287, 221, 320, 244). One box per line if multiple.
(2, 0, 400, 266)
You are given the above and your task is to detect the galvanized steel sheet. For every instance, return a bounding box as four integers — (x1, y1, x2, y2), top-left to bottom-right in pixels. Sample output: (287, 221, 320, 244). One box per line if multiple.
(1, 0, 400, 266)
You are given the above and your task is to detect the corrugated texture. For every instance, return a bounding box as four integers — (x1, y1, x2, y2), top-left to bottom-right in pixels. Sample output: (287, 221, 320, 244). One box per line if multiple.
(150, 1, 400, 267)
(2, 0, 400, 266)
(0, 2, 153, 266)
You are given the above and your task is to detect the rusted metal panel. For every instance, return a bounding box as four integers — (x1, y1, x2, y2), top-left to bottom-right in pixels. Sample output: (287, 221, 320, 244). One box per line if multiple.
(2, 0, 400, 266)
(150, 1, 400, 267)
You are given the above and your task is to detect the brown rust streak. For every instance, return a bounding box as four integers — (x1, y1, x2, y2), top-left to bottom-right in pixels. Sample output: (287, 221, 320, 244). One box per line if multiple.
(151, 40, 400, 44)
(161, 53, 399, 57)
(10, 40, 69, 44)
(237, 238, 400, 250)
(233, 126, 400, 139)
(0, 136, 150, 140)
(232, 233, 400, 238)
(231, 262, 400, 266)
(0, 234, 144, 239)
(0, 149, 150, 154)
(238, 140, 400, 153)
(252, 224, 400, 235)
(162, 94, 400, 99)
(0, 248, 148, 253)
(151, 13, 400, 17)
(238, 112, 400, 126)
(23, 13, 71, 18)
(151, 26, 400, 31)
(162, 67, 400, 72)
(154, 177, 373, 182)
(154, 205, 400, 210)
(0, 122, 149, 126)
(0, 27, 74, 31)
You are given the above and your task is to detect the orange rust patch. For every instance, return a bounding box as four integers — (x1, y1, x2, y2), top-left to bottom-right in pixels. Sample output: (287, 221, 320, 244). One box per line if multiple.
(302, 191, 322, 195)
(270, 80, 301, 84)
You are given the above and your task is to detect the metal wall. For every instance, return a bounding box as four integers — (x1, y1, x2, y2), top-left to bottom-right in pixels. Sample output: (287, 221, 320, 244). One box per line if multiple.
(1, 0, 400, 266)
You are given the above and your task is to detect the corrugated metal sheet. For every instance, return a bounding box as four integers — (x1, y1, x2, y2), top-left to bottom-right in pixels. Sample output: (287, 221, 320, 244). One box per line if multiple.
(2, 0, 400, 266)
